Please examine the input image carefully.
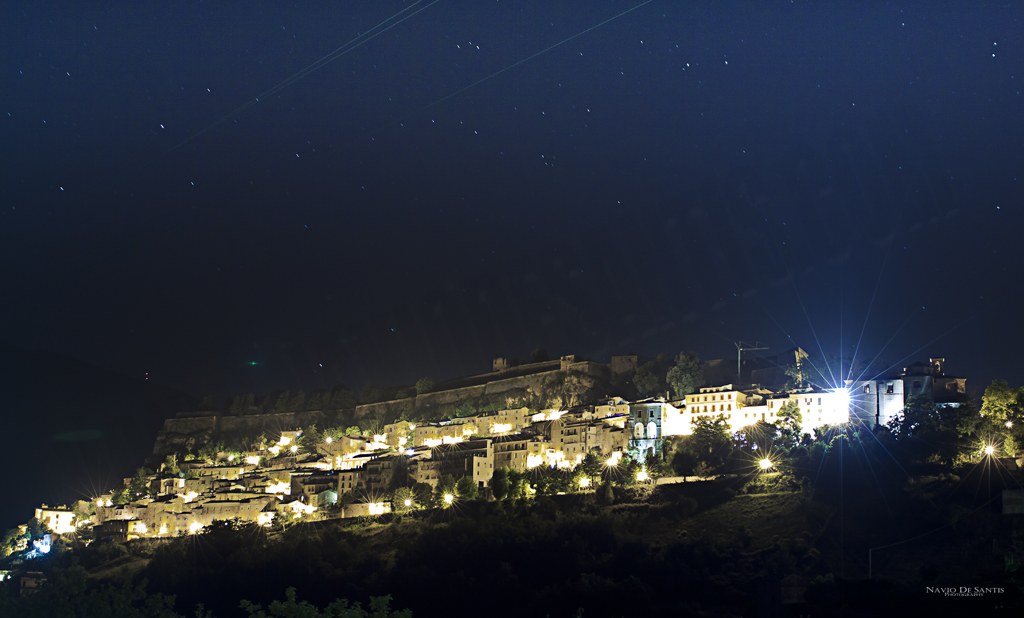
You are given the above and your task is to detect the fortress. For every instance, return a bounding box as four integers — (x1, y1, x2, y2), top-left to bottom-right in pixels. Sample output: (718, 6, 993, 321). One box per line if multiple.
(153, 355, 614, 455)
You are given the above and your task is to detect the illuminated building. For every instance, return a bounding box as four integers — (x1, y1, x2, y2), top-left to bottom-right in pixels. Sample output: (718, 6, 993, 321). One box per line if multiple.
(33, 505, 76, 535)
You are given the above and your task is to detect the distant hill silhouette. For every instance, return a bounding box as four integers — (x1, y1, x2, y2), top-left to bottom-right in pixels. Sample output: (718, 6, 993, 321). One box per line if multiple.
(0, 342, 195, 531)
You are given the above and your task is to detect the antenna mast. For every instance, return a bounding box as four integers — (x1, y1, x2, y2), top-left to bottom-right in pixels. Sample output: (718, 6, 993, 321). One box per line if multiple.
(734, 341, 768, 385)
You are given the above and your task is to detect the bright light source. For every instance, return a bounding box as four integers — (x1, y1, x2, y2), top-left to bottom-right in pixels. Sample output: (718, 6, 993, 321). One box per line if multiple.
(443, 493, 455, 505)
(227, 454, 234, 462)
(245, 455, 260, 465)
(759, 458, 773, 470)
(189, 522, 203, 534)
(984, 445, 995, 455)
(159, 524, 167, 535)
(136, 523, 147, 534)
(636, 470, 649, 482)
(579, 477, 591, 488)
(404, 499, 412, 507)
(1007, 421, 1014, 429)
(325, 436, 333, 443)
(290, 445, 298, 453)
(833, 387, 850, 407)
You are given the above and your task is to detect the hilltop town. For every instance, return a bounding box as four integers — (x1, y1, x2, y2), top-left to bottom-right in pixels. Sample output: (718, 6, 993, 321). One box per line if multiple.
(11, 350, 971, 548)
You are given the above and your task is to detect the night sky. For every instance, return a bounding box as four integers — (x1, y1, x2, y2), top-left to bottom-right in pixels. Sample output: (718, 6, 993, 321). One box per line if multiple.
(3, 0, 1022, 403)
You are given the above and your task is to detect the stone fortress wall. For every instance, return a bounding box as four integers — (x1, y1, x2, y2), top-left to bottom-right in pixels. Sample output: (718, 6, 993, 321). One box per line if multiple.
(154, 356, 609, 455)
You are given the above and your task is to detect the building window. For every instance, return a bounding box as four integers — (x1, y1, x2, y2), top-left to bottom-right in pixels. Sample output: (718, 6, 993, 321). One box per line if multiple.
(886, 383, 894, 394)
(647, 421, 658, 439)
(864, 385, 870, 394)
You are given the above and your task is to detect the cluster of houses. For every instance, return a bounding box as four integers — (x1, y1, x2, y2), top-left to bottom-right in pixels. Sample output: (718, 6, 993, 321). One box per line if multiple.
(27, 357, 964, 541)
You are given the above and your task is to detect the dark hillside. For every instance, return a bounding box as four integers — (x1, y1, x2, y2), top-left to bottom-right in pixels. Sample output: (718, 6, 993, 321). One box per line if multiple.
(0, 342, 195, 530)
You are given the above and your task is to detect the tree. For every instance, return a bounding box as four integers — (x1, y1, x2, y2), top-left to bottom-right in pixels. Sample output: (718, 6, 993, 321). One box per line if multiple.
(506, 469, 528, 499)
(298, 425, 323, 454)
(359, 413, 385, 437)
(491, 468, 510, 500)
(163, 454, 180, 475)
(531, 348, 550, 363)
(580, 450, 604, 480)
(274, 391, 292, 413)
(455, 397, 478, 418)
(774, 401, 803, 450)
(288, 390, 306, 413)
(198, 440, 224, 463)
(887, 395, 969, 465)
(733, 421, 780, 462)
(888, 395, 944, 439)
(329, 385, 356, 410)
(127, 468, 153, 501)
(980, 380, 1024, 428)
(2, 527, 25, 558)
(198, 395, 219, 411)
(393, 487, 415, 512)
(415, 377, 434, 395)
(259, 391, 283, 414)
(360, 383, 387, 405)
(690, 416, 733, 471)
(644, 448, 668, 478)
(305, 390, 328, 411)
(456, 476, 479, 500)
(633, 363, 661, 397)
(436, 475, 459, 505)
(388, 456, 410, 490)
(412, 482, 434, 507)
(227, 393, 255, 415)
(667, 351, 705, 398)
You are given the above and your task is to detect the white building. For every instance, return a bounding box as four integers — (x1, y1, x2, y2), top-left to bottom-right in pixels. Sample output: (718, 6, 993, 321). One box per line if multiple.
(675, 384, 851, 436)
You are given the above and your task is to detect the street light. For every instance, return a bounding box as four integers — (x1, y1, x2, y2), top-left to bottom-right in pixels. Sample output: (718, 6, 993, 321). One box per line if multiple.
(759, 458, 773, 470)
(443, 493, 454, 505)
(984, 445, 995, 456)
